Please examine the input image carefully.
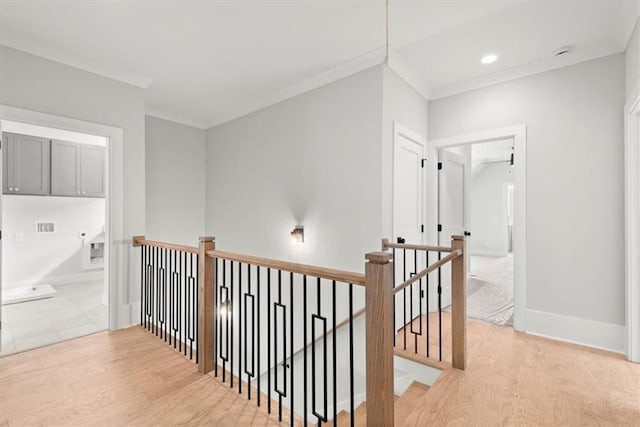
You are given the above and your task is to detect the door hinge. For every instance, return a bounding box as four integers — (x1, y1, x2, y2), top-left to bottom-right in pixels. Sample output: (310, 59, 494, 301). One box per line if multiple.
(437, 162, 442, 170)
(437, 224, 442, 232)
(421, 158, 427, 168)
(421, 224, 424, 233)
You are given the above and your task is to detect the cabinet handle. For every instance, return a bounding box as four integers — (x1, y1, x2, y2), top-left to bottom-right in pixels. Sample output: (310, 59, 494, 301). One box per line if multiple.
(9, 187, 13, 191)
(82, 191, 86, 195)
(15, 188, 19, 192)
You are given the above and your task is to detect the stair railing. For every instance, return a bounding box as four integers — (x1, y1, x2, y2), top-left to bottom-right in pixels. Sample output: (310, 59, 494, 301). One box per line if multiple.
(382, 235, 467, 370)
(132, 234, 465, 426)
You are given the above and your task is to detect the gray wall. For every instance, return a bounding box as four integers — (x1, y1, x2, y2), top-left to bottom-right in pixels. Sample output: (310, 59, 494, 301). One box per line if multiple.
(206, 66, 383, 273)
(627, 20, 640, 102)
(429, 54, 626, 329)
(470, 162, 513, 256)
(0, 45, 145, 326)
(145, 116, 205, 245)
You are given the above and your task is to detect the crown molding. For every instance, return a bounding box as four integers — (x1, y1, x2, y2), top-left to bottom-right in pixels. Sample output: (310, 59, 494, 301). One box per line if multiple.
(0, 36, 153, 89)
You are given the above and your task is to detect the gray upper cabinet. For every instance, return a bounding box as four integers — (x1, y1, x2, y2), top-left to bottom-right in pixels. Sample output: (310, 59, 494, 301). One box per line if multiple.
(51, 140, 105, 198)
(79, 144, 105, 197)
(2, 132, 50, 196)
(51, 140, 81, 196)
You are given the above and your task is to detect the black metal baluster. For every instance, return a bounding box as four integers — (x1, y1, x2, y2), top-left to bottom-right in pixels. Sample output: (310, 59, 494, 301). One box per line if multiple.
(195, 253, 199, 364)
(277, 270, 283, 421)
(221, 260, 227, 383)
(183, 251, 188, 357)
(438, 251, 442, 362)
(290, 272, 294, 427)
(392, 248, 396, 347)
(230, 261, 234, 388)
(244, 263, 254, 400)
(257, 265, 261, 406)
(303, 275, 308, 427)
(267, 267, 272, 414)
(349, 283, 354, 427)
(168, 249, 172, 346)
(426, 250, 430, 358)
(239, 262, 243, 394)
(312, 277, 328, 425)
(332, 280, 337, 427)
(154, 246, 158, 335)
(214, 258, 219, 378)
(403, 248, 407, 350)
(164, 249, 168, 342)
(178, 251, 183, 353)
(140, 245, 144, 326)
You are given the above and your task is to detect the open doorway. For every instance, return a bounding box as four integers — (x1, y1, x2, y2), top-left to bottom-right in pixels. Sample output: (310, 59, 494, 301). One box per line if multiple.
(0, 121, 108, 355)
(432, 125, 527, 331)
(467, 139, 514, 326)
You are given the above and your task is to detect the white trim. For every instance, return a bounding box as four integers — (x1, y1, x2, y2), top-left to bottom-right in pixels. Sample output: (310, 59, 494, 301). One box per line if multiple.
(207, 48, 386, 128)
(3, 271, 104, 289)
(430, 43, 621, 100)
(526, 309, 626, 354)
(624, 87, 640, 362)
(430, 125, 527, 332)
(470, 250, 508, 258)
(144, 110, 208, 130)
(1, 42, 152, 89)
(0, 105, 127, 330)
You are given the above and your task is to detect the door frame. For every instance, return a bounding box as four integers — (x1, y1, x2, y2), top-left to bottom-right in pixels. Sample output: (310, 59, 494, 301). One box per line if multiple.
(0, 105, 124, 331)
(624, 89, 640, 363)
(429, 125, 527, 331)
(392, 121, 427, 245)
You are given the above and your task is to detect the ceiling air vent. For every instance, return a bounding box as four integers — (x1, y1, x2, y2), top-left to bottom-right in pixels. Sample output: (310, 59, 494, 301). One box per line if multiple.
(553, 46, 573, 57)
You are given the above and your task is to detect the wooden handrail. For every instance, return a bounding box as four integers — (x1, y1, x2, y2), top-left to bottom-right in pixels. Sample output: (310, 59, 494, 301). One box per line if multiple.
(206, 249, 366, 286)
(382, 238, 453, 253)
(393, 249, 462, 295)
(132, 235, 198, 254)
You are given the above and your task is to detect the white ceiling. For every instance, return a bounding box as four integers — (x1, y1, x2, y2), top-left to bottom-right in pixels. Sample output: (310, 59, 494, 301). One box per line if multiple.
(1, 1, 638, 129)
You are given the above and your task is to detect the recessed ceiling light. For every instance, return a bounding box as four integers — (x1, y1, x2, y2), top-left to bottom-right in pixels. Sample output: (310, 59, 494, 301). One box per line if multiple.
(481, 54, 498, 64)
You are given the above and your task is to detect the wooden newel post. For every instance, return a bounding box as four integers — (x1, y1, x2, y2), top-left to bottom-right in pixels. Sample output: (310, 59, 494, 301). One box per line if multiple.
(365, 251, 394, 427)
(451, 235, 467, 370)
(198, 236, 215, 374)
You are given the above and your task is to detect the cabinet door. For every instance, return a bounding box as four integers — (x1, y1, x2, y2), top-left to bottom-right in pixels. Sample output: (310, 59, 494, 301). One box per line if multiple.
(80, 145, 105, 197)
(3, 132, 50, 196)
(51, 140, 81, 196)
(1, 133, 10, 194)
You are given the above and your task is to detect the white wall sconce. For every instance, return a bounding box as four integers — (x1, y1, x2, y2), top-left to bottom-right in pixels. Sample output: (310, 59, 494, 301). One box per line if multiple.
(291, 226, 304, 243)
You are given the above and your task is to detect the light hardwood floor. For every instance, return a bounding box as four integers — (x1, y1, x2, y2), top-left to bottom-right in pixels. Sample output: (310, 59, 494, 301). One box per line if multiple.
(395, 312, 640, 426)
(0, 327, 280, 426)
(1, 317, 639, 426)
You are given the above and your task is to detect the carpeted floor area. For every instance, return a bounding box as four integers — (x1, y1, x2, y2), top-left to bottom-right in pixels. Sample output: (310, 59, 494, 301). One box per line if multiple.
(467, 254, 514, 326)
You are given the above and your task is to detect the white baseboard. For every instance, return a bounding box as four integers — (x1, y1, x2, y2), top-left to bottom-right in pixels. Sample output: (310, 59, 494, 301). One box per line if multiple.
(4, 271, 104, 289)
(470, 249, 509, 257)
(526, 309, 626, 354)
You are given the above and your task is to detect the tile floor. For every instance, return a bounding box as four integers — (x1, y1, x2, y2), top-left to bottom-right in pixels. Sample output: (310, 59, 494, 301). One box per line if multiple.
(1, 281, 107, 356)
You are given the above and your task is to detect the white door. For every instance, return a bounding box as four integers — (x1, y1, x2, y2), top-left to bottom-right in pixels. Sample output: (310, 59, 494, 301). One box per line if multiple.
(392, 123, 426, 334)
(438, 149, 470, 308)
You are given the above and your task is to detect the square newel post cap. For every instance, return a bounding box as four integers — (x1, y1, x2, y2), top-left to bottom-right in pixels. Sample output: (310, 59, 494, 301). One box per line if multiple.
(199, 236, 215, 243)
(365, 252, 393, 264)
(452, 235, 465, 241)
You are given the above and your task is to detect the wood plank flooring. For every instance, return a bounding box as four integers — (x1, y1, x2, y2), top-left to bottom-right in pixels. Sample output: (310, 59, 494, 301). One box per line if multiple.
(395, 312, 640, 426)
(0, 327, 280, 426)
(2, 315, 639, 426)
